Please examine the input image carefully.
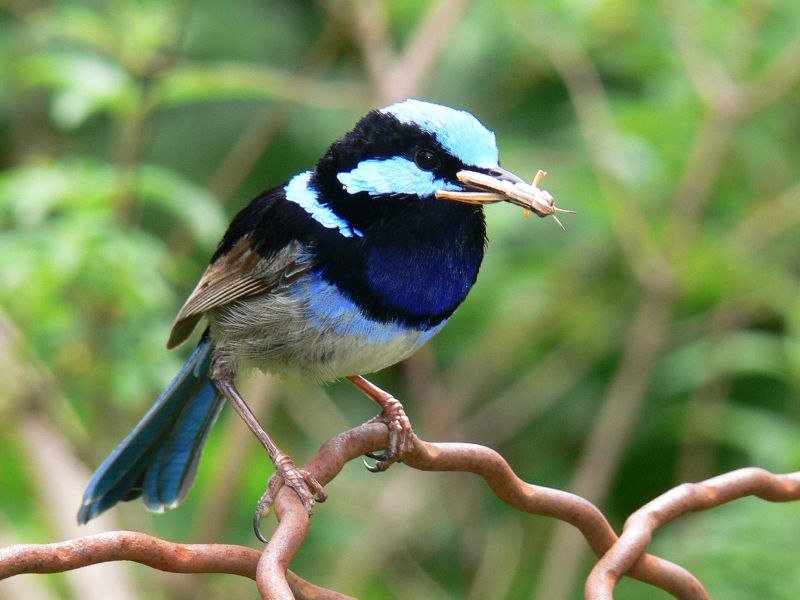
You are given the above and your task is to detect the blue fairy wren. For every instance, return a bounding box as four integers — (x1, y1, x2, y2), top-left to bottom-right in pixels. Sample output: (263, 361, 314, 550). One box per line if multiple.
(77, 99, 564, 538)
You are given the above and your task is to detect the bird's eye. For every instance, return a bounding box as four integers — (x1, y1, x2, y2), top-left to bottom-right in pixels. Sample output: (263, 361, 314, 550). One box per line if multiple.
(414, 148, 440, 171)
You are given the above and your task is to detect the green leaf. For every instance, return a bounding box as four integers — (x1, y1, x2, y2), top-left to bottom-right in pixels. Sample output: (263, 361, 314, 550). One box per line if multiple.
(0, 161, 115, 227)
(14, 52, 134, 128)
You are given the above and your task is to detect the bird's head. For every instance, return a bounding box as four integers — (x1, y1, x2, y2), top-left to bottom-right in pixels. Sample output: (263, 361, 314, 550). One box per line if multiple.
(312, 99, 564, 230)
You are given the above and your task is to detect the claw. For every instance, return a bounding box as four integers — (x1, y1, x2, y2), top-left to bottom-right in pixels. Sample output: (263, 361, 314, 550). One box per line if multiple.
(252, 459, 327, 543)
(363, 456, 381, 473)
(254, 512, 269, 543)
(361, 401, 413, 473)
(347, 376, 415, 475)
(214, 374, 327, 541)
(253, 474, 283, 542)
(362, 454, 398, 473)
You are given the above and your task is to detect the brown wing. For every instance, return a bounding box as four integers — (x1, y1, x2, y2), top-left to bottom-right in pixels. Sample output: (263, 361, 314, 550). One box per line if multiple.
(166, 238, 310, 349)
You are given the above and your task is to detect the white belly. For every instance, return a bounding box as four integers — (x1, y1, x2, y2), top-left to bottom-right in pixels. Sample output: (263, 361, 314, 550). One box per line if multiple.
(208, 274, 445, 380)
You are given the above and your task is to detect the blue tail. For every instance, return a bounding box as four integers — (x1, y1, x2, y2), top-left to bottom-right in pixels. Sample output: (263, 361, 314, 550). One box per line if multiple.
(77, 333, 224, 523)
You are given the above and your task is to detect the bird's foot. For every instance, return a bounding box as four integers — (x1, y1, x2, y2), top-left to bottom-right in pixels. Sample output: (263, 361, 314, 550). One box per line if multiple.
(364, 397, 413, 472)
(253, 455, 327, 543)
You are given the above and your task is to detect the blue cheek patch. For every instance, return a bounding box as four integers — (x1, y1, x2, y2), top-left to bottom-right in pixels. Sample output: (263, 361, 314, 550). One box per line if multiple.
(337, 157, 459, 197)
(285, 171, 363, 237)
(380, 99, 499, 170)
(290, 273, 446, 345)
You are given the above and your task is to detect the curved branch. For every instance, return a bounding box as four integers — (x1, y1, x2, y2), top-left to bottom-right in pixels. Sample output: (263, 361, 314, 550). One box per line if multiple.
(6, 427, 798, 599)
(0, 531, 258, 579)
(0, 531, 352, 600)
(267, 423, 707, 600)
(585, 467, 800, 599)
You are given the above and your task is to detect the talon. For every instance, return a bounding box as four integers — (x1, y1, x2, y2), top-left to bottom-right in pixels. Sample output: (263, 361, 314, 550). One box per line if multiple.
(253, 474, 283, 543)
(315, 482, 328, 503)
(347, 376, 414, 473)
(365, 401, 413, 470)
(214, 375, 326, 540)
(363, 456, 381, 472)
(254, 514, 268, 543)
(362, 455, 396, 473)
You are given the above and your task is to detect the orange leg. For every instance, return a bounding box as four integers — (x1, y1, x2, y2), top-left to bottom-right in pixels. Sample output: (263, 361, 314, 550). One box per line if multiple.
(346, 375, 414, 471)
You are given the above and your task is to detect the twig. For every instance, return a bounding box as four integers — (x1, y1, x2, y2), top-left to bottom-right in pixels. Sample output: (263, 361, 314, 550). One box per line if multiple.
(585, 468, 800, 599)
(384, 0, 469, 102)
(515, 4, 800, 597)
(206, 21, 345, 205)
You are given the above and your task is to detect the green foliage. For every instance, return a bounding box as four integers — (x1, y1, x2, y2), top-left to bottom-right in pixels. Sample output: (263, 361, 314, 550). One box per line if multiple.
(1, 1, 800, 598)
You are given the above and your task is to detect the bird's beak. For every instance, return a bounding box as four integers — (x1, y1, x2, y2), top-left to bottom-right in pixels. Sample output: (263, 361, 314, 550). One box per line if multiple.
(435, 166, 574, 229)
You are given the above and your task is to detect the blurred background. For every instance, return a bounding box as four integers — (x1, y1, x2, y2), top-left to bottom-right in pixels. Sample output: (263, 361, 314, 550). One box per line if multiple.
(2, 0, 800, 598)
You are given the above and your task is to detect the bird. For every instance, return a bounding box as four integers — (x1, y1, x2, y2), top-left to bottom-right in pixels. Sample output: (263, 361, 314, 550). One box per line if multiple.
(77, 99, 562, 538)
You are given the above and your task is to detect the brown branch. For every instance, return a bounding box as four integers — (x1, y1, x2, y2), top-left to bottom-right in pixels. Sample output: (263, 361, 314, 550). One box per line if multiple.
(4, 425, 800, 598)
(585, 468, 800, 599)
(265, 424, 705, 599)
(0, 531, 258, 579)
(0, 531, 352, 600)
(2, 424, 704, 599)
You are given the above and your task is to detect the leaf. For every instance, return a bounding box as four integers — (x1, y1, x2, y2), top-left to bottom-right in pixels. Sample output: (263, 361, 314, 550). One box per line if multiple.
(14, 52, 134, 128)
(0, 161, 115, 227)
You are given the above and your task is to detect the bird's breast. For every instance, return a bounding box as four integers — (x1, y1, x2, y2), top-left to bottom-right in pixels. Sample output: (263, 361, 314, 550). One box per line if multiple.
(209, 272, 444, 380)
(364, 240, 480, 320)
(358, 203, 486, 324)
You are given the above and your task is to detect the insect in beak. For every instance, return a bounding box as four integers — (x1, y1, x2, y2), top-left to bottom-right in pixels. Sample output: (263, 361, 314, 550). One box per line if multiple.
(435, 167, 575, 230)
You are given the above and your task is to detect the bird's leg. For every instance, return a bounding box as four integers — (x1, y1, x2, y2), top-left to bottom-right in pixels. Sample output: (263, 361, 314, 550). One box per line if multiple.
(213, 374, 326, 541)
(346, 375, 413, 472)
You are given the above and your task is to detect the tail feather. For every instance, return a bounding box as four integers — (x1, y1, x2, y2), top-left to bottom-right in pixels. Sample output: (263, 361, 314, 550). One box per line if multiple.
(142, 378, 223, 511)
(77, 333, 223, 524)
